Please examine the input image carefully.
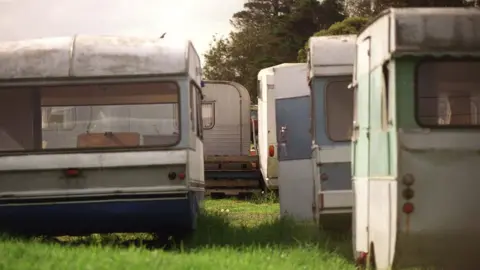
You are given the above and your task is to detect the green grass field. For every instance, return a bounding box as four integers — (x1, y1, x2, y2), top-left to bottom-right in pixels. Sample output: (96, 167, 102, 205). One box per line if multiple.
(0, 198, 355, 270)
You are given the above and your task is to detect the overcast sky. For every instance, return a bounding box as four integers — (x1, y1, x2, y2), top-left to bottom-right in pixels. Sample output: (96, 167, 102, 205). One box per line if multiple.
(0, 0, 245, 64)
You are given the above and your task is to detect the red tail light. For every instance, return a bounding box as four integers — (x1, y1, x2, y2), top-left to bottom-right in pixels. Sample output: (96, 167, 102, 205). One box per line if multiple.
(268, 145, 275, 157)
(402, 202, 414, 214)
(178, 172, 185, 180)
(65, 168, 80, 177)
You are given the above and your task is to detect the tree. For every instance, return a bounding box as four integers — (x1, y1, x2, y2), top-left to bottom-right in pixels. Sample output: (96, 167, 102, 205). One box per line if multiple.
(203, 0, 347, 100)
(297, 16, 369, 62)
(345, 0, 474, 17)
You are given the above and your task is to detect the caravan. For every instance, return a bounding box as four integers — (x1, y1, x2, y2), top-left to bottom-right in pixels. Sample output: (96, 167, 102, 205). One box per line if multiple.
(201, 81, 263, 197)
(257, 67, 280, 191)
(0, 35, 204, 238)
(352, 8, 480, 269)
(307, 35, 356, 226)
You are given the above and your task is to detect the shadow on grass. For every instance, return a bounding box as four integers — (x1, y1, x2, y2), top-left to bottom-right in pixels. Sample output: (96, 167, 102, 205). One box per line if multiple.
(0, 208, 352, 263)
(186, 209, 352, 262)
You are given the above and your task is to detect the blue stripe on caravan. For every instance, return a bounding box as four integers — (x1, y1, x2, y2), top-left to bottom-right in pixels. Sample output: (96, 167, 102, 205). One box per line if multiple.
(0, 191, 201, 235)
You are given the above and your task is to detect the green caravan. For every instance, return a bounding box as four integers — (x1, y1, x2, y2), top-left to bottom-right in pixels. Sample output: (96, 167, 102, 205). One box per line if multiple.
(351, 8, 480, 270)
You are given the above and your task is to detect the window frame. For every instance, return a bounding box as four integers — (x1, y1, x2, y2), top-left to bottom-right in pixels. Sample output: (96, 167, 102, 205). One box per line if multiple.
(190, 82, 197, 133)
(414, 58, 480, 129)
(190, 81, 203, 138)
(201, 101, 215, 130)
(381, 62, 390, 131)
(324, 78, 354, 142)
(196, 85, 203, 138)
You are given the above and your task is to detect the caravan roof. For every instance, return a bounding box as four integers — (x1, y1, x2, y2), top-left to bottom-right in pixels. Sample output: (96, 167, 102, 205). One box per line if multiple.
(307, 35, 356, 79)
(0, 35, 200, 81)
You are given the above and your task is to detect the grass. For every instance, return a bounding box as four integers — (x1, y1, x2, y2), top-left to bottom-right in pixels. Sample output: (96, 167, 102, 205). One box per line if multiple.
(0, 196, 355, 270)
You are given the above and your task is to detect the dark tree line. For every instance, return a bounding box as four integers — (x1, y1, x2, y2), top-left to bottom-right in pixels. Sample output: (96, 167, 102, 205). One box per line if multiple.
(203, 0, 475, 100)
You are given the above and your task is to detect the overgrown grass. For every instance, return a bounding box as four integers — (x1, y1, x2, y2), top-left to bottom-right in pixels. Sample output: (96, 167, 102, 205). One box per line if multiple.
(0, 197, 355, 270)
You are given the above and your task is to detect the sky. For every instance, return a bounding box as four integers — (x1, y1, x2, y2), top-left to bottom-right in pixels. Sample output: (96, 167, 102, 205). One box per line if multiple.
(0, 0, 245, 64)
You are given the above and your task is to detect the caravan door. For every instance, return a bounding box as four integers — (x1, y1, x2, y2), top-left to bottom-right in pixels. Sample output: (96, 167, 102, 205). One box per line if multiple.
(276, 95, 313, 220)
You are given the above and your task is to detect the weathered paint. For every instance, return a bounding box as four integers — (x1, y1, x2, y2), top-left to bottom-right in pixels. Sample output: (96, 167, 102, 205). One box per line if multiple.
(308, 35, 356, 79)
(0, 35, 201, 85)
(353, 7, 480, 270)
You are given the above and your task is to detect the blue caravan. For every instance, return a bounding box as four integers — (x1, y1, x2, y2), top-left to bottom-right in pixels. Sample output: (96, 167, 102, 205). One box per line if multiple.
(307, 35, 356, 226)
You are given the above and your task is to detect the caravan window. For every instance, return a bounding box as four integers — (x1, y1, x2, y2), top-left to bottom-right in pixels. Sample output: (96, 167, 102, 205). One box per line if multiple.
(202, 102, 215, 129)
(325, 80, 354, 142)
(195, 85, 203, 138)
(0, 81, 181, 152)
(416, 61, 480, 127)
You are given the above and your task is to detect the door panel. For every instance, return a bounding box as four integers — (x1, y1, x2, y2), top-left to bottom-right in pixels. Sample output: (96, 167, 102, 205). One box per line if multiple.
(275, 96, 311, 161)
(353, 37, 371, 253)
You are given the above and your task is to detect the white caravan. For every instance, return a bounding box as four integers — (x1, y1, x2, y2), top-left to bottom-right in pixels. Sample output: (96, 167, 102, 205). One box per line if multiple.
(0, 35, 204, 238)
(257, 66, 281, 190)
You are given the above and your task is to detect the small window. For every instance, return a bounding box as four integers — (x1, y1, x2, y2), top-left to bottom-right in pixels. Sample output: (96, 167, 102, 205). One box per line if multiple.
(257, 80, 262, 100)
(42, 107, 76, 130)
(190, 83, 197, 132)
(196, 88, 203, 138)
(202, 102, 215, 129)
(416, 61, 480, 127)
(325, 80, 354, 142)
(381, 62, 390, 131)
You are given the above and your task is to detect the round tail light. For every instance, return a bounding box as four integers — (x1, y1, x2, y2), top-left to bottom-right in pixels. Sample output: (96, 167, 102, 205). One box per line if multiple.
(402, 188, 414, 200)
(168, 172, 176, 180)
(178, 172, 186, 180)
(268, 145, 275, 157)
(402, 174, 414, 186)
(402, 202, 414, 214)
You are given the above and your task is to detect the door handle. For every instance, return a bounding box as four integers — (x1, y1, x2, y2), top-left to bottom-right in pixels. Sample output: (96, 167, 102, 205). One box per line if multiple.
(279, 125, 287, 142)
(279, 125, 288, 157)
